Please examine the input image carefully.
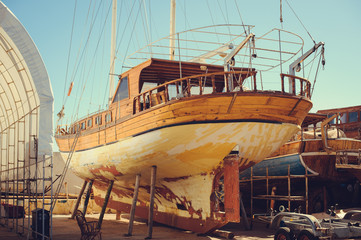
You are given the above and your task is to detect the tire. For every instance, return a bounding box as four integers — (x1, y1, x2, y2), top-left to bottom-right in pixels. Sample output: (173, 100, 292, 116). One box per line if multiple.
(297, 229, 317, 240)
(274, 227, 294, 240)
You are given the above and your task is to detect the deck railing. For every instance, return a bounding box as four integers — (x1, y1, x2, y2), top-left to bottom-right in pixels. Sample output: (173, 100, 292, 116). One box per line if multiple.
(133, 71, 312, 114)
(280, 73, 311, 99)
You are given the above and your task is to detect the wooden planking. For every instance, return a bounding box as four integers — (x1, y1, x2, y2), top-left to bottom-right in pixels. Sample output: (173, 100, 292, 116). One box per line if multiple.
(56, 93, 312, 152)
(268, 141, 301, 157)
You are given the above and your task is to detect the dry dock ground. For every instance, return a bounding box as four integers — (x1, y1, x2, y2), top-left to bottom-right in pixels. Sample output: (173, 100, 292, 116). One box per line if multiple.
(0, 214, 274, 240)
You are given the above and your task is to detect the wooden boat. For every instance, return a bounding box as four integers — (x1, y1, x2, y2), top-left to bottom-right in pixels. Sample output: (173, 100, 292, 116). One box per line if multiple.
(239, 113, 361, 213)
(55, 2, 325, 233)
(317, 105, 361, 140)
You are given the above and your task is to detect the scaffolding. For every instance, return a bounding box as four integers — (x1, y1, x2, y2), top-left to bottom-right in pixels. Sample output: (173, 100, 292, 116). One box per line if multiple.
(0, 116, 53, 239)
(0, 2, 54, 239)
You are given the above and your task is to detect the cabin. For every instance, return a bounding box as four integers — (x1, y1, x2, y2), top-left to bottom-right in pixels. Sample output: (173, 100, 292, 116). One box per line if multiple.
(317, 105, 361, 139)
(58, 58, 256, 135)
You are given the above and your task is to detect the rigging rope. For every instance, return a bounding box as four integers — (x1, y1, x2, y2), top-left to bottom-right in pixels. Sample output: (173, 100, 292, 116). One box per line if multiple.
(216, 0, 231, 37)
(72, 1, 113, 120)
(206, 0, 220, 43)
(115, 0, 138, 73)
(119, 1, 143, 75)
(62, 0, 78, 107)
(234, 0, 248, 35)
(280, 0, 283, 28)
(285, 0, 316, 44)
(311, 47, 325, 97)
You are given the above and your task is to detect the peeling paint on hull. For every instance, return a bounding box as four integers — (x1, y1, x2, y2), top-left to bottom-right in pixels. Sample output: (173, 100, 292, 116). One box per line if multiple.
(64, 122, 299, 183)
(61, 121, 299, 233)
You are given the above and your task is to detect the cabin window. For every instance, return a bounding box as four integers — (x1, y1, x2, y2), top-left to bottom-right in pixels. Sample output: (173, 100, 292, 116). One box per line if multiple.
(327, 114, 336, 124)
(95, 115, 102, 125)
(105, 113, 112, 123)
(87, 119, 93, 127)
(141, 82, 157, 93)
(112, 76, 129, 103)
(338, 113, 347, 124)
(349, 111, 358, 123)
(80, 122, 86, 130)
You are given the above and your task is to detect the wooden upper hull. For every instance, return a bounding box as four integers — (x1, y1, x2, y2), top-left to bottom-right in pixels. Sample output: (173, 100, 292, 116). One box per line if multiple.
(265, 138, 361, 180)
(56, 92, 312, 153)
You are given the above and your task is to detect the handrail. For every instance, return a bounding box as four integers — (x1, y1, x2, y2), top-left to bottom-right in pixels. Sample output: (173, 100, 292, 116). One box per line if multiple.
(55, 71, 313, 136)
(280, 73, 311, 99)
(133, 71, 312, 114)
(133, 70, 254, 114)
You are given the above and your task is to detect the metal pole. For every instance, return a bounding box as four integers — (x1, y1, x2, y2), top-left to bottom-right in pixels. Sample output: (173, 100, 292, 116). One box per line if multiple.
(146, 166, 157, 239)
(98, 180, 114, 229)
(288, 165, 291, 211)
(305, 167, 309, 214)
(82, 180, 93, 216)
(126, 174, 141, 236)
(239, 192, 250, 230)
(70, 181, 88, 219)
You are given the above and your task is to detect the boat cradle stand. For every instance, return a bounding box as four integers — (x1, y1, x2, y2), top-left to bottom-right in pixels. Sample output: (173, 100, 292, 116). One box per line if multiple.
(124, 166, 157, 239)
(70, 179, 114, 230)
(71, 166, 158, 239)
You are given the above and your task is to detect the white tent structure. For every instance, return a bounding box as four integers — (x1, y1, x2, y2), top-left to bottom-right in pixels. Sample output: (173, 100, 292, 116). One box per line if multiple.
(0, 1, 54, 238)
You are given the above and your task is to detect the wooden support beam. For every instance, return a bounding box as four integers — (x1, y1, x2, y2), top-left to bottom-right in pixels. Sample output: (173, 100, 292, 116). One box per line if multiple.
(224, 156, 240, 222)
(125, 174, 141, 237)
(146, 166, 157, 239)
(82, 180, 93, 216)
(70, 180, 87, 219)
(98, 180, 114, 229)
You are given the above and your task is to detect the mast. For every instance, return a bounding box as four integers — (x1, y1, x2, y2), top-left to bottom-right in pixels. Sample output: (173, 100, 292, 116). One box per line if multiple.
(169, 0, 176, 60)
(108, 0, 117, 105)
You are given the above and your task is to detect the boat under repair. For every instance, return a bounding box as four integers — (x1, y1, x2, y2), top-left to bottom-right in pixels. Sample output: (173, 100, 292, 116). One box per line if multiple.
(240, 113, 361, 214)
(55, 1, 326, 233)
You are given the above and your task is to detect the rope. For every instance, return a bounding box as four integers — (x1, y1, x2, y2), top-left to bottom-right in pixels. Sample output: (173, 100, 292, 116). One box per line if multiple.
(118, 0, 141, 74)
(285, 0, 316, 44)
(311, 48, 325, 97)
(216, 0, 231, 37)
(62, 0, 78, 107)
(206, 0, 220, 43)
(73, 1, 113, 120)
(280, 0, 283, 28)
(234, 0, 248, 35)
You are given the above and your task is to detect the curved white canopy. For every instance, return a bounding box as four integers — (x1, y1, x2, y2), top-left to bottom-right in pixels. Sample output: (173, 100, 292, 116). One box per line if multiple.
(0, 2, 53, 156)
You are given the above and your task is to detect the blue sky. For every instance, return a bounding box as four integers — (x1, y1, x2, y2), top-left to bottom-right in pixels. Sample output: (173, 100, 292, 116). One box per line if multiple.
(2, 0, 361, 123)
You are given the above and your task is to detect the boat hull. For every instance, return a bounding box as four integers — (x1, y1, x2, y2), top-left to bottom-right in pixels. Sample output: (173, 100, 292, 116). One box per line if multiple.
(61, 121, 299, 233)
(56, 91, 312, 232)
(64, 122, 300, 182)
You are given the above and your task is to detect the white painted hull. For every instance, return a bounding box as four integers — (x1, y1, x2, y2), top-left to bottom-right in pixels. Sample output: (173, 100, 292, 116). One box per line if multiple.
(63, 121, 300, 186)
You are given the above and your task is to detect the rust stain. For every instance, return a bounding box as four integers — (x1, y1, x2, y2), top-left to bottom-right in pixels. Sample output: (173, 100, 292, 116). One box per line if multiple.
(90, 165, 123, 177)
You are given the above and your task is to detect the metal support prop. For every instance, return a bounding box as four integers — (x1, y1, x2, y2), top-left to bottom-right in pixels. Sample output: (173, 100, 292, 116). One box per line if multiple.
(146, 166, 157, 239)
(82, 180, 94, 216)
(70, 180, 88, 219)
(98, 180, 114, 229)
(126, 174, 141, 236)
(240, 192, 250, 230)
